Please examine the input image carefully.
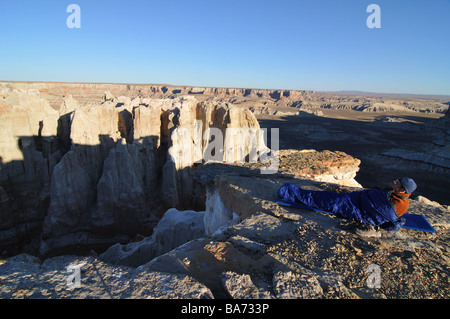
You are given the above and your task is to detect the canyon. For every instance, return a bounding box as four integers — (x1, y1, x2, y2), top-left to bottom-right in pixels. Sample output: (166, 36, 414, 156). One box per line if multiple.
(0, 84, 273, 257)
(0, 81, 449, 299)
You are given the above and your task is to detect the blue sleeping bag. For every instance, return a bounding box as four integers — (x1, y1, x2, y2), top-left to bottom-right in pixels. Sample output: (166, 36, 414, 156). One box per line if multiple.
(278, 183, 405, 230)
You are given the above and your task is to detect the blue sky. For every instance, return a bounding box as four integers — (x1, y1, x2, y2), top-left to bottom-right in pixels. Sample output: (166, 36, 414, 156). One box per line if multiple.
(0, 0, 449, 95)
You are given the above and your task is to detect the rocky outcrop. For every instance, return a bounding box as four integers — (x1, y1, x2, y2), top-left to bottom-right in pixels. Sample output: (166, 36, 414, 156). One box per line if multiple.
(43, 150, 95, 238)
(0, 88, 270, 257)
(126, 165, 449, 299)
(276, 149, 362, 187)
(92, 139, 150, 234)
(0, 89, 64, 255)
(2, 162, 447, 299)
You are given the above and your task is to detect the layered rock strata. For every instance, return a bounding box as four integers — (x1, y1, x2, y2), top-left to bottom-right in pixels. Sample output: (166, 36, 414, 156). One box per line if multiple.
(0, 89, 268, 257)
(2, 81, 447, 114)
(380, 105, 450, 174)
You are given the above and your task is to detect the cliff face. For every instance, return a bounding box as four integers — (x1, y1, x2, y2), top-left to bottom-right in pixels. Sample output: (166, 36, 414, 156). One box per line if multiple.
(379, 105, 450, 174)
(0, 83, 364, 258)
(0, 88, 268, 257)
(0, 81, 313, 109)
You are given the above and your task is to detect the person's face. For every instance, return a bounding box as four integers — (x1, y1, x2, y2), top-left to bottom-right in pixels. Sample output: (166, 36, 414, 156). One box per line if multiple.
(390, 179, 406, 193)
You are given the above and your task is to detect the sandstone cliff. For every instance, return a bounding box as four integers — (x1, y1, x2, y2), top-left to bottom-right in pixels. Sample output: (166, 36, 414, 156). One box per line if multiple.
(0, 88, 268, 257)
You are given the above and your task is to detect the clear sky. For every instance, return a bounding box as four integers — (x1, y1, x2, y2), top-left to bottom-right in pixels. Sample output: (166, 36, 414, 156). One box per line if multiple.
(0, 0, 449, 95)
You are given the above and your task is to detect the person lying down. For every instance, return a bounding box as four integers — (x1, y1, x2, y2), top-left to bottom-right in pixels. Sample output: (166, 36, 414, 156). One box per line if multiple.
(278, 177, 417, 231)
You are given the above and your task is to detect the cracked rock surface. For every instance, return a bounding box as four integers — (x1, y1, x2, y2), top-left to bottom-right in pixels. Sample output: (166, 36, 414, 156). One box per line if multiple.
(2, 163, 448, 299)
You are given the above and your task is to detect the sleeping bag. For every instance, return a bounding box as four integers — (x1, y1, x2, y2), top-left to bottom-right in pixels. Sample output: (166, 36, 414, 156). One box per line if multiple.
(278, 183, 405, 230)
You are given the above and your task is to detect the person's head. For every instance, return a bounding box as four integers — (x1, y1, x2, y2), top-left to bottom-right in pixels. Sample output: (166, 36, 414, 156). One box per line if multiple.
(390, 177, 417, 194)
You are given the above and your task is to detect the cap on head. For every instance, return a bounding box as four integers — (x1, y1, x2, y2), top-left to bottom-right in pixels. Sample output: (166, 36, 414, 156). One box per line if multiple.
(398, 177, 417, 194)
